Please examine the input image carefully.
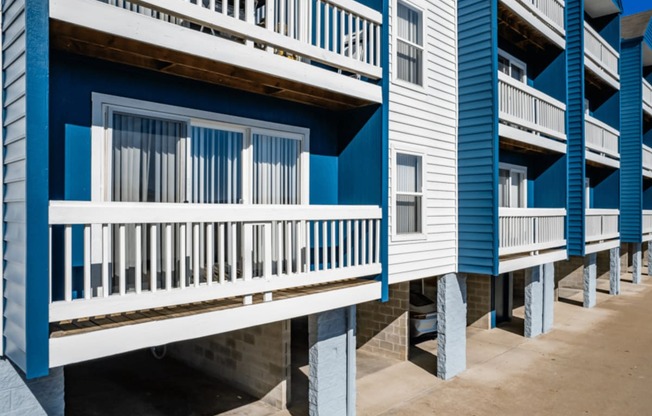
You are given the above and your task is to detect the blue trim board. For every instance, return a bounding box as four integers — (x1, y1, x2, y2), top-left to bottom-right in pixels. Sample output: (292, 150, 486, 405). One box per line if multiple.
(620, 40, 644, 243)
(457, 0, 499, 276)
(24, 0, 50, 378)
(566, 0, 586, 257)
(380, 0, 390, 301)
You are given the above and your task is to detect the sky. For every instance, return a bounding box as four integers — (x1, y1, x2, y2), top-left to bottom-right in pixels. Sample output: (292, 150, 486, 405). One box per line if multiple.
(623, 0, 651, 15)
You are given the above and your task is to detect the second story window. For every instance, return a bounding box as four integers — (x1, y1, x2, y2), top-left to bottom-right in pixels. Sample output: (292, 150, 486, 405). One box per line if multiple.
(498, 51, 526, 83)
(396, 152, 423, 234)
(396, 1, 424, 86)
(499, 163, 527, 208)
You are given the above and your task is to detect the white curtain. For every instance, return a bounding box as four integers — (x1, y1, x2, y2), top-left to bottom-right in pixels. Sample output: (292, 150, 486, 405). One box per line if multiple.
(397, 2, 422, 85)
(252, 134, 301, 204)
(396, 153, 421, 234)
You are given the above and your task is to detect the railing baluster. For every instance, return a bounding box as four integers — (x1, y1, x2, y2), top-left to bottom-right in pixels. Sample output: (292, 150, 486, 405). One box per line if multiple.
(149, 224, 157, 293)
(295, 221, 301, 274)
(361, 219, 366, 265)
(64, 225, 73, 302)
(313, 221, 319, 271)
(346, 220, 352, 267)
(324, 2, 329, 50)
(230, 222, 237, 281)
(277, 221, 284, 275)
(330, 220, 336, 270)
(206, 223, 214, 285)
(265, 0, 275, 51)
(286, 221, 292, 274)
(217, 223, 224, 284)
(264, 223, 273, 278)
(193, 223, 200, 287)
(84, 224, 92, 299)
(243, 223, 253, 280)
(375, 219, 381, 263)
(135, 224, 142, 294)
(338, 220, 344, 268)
(103, 224, 110, 297)
(322, 220, 328, 270)
(354, 220, 359, 266)
(119, 224, 127, 295)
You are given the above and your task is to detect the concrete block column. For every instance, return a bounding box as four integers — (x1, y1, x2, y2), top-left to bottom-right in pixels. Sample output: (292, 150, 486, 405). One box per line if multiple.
(583, 253, 597, 308)
(633, 243, 642, 284)
(437, 273, 467, 380)
(542, 263, 555, 333)
(610, 247, 621, 295)
(525, 265, 543, 338)
(0, 360, 64, 416)
(309, 306, 356, 416)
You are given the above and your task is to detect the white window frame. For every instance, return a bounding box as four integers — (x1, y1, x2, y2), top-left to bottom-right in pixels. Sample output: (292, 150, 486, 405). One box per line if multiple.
(391, 145, 427, 241)
(498, 162, 527, 208)
(91, 93, 311, 206)
(393, 0, 426, 90)
(498, 49, 527, 83)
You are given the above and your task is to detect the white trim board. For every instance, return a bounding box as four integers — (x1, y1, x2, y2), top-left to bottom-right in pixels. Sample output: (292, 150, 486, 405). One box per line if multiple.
(585, 150, 620, 169)
(49, 280, 382, 367)
(585, 239, 620, 255)
(499, 124, 567, 154)
(498, 249, 567, 274)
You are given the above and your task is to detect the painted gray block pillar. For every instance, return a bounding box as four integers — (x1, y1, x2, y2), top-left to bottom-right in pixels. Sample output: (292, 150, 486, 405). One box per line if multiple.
(633, 243, 642, 284)
(610, 247, 621, 295)
(525, 265, 543, 338)
(0, 360, 64, 416)
(309, 306, 356, 416)
(542, 263, 555, 333)
(583, 253, 597, 308)
(437, 273, 467, 380)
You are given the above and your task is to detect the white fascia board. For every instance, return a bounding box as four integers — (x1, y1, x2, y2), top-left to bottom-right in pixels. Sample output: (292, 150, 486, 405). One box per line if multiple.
(585, 151, 620, 169)
(498, 249, 568, 274)
(499, 124, 567, 154)
(49, 0, 382, 104)
(50, 280, 381, 367)
(585, 239, 620, 255)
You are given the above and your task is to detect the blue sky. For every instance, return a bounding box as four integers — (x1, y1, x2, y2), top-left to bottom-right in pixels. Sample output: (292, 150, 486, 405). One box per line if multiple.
(623, 0, 651, 15)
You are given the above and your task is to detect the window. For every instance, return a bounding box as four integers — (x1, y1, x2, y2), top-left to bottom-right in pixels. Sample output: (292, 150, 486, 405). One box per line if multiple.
(396, 1, 424, 85)
(498, 163, 527, 208)
(498, 50, 527, 83)
(395, 152, 423, 234)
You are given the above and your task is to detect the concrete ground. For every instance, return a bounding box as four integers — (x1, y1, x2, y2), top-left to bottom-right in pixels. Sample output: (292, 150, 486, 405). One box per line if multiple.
(66, 269, 652, 415)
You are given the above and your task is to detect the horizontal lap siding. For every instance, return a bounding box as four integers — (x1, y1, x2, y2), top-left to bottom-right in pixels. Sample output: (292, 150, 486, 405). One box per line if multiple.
(387, 0, 458, 283)
(456, 0, 497, 275)
(3, 0, 27, 367)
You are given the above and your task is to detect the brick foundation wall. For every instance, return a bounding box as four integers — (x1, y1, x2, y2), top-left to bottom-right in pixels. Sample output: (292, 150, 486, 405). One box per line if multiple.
(357, 282, 409, 361)
(555, 256, 585, 290)
(466, 274, 492, 329)
(169, 321, 291, 409)
(0, 360, 64, 416)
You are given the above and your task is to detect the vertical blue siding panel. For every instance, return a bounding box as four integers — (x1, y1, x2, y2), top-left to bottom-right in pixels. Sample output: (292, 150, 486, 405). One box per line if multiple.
(566, 0, 585, 256)
(457, 0, 498, 275)
(620, 41, 643, 243)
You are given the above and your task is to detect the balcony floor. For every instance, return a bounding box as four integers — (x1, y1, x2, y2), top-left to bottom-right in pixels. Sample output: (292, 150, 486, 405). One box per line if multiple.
(51, 19, 373, 111)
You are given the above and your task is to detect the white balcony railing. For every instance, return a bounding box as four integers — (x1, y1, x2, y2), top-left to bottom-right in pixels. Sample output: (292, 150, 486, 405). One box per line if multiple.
(499, 208, 567, 256)
(644, 211, 652, 234)
(584, 22, 619, 83)
(498, 72, 567, 141)
(644, 78, 652, 116)
(97, 0, 383, 80)
(585, 209, 619, 243)
(644, 145, 652, 174)
(48, 201, 382, 322)
(519, 0, 565, 34)
(585, 114, 619, 160)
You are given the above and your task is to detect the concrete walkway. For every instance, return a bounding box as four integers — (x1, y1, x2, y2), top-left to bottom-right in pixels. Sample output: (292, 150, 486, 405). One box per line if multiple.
(353, 272, 652, 415)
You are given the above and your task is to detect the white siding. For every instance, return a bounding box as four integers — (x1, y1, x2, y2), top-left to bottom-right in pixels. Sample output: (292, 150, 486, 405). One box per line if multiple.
(388, 0, 458, 283)
(2, 0, 26, 366)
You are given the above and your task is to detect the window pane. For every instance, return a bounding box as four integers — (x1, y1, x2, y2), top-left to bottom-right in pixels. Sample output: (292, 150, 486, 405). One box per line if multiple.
(397, 2, 422, 45)
(498, 56, 510, 75)
(397, 153, 421, 192)
(511, 64, 524, 82)
(112, 113, 186, 203)
(191, 126, 243, 204)
(397, 195, 422, 234)
(252, 134, 301, 205)
(499, 169, 510, 208)
(397, 40, 423, 85)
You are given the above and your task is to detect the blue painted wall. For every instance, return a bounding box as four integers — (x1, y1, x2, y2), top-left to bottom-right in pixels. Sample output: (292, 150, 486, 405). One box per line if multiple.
(457, 0, 498, 276)
(619, 40, 643, 242)
(591, 169, 619, 209)
(533, 52, 567, 104)
(567, 0, 586, 256)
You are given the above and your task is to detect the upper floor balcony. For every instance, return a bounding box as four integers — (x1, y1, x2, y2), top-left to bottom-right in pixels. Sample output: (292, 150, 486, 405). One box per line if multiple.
(585, 208, 620, 253)
(48, 201, 382, 366)
(644, 78, 652, 117)
(585, 114, 620, 168)
(584, 22, 620, 90)
(498, 71, 567, 153)
(643, 144, 652, 179)
(499, 0, 565, 49)
(49, 0, 383, 109)
(498, 208, 567, 273)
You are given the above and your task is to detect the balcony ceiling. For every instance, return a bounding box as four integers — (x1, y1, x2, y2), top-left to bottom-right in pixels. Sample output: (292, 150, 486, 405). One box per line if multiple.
(50, 20, 373, 111)
(585, 0, 621, 19)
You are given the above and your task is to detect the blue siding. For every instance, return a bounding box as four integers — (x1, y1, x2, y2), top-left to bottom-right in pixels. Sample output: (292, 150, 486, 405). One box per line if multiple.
(593, 170, 619, 209)
(566, 0, 586, 256)
(620, 41, 643, 242)
(457, 0, 498, 275)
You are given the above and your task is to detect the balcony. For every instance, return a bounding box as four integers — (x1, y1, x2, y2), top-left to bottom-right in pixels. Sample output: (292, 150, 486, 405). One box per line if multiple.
(49, 201, 382, 321)
(584, 22, 619, 89)
(644, 145, 652, 179)
(644, 211, 652, 242)
(644, 78, 652, 117)
(585, 114, 619, 168)
(499, 0, 565, 49)
(498, 72, 567, 153)
(49, 0, 383, 109)
(498, 208, 567, 273)
(585, 209, 619, 253)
